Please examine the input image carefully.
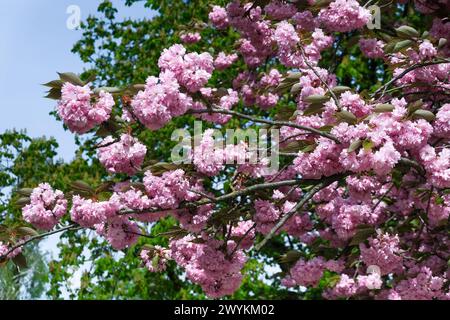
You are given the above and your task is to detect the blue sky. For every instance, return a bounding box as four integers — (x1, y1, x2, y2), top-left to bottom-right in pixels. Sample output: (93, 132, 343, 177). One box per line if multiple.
(0, 0, 153, 161)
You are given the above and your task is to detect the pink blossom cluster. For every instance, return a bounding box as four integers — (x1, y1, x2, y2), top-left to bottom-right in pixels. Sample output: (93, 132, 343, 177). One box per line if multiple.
(22, 183, 68, 230)
(360, 233, 404, 275)
(131, 71, 193, 130)
(57, 83, 114, 134)
(170, 236, 247, 298)
(98, 134, 147, 175)
(385, 267, 448, 300)
(318, 0, 371, 32)
(214, 52, 238, 70)
(209, 5, 229, 29)
(143, 169, 200, 209)
(158, 44, 214, 92)
(359, 38, 385, 59)
(180, 32, 201, 44)
(70, 195, 120, 228)
(282, 257, 344, 287)
(95, 216, 140, 250)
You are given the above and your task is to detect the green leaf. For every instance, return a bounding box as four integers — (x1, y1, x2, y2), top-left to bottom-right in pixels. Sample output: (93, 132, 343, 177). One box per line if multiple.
(347, 139, 362, 153)
(15, 197, 30, 208)
(330, 86, 351, 95)
(93, 87, 123, 94)
(42, 80, 64, 88)
(57, 72, 84, 86)
(374, 103, 394, 113)
(393, 40, 414, 52)
(44, 88, 61, 100)
(290, 83, 302, 95)
(336, 110, 357, 124)
(438, 38, 447, 49)
(303, 103, 325, 116)
(362, 140, 374, 151)
(304, 94, 330, 104)
(408, 99, 424, 114)
(71, 181, 95, 195)
(412, 109, 436, 121)
(285, 71, 302, 80)
(17, 188, 34, 197)
(395, 26, 419, 38)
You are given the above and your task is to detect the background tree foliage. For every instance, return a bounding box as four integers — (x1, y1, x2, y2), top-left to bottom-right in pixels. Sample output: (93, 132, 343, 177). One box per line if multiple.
(1, 0, 433, 299)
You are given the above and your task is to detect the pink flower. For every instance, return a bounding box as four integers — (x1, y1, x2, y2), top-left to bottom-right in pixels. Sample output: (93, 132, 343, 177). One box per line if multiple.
(359, 38, 385, 59)
(98, 134, 147, 175)
(214, 52, 238, 70)
(180, 32, 201, 44)
(57, 83, 114, 134)
(282, 257, 344, 287)
(319, 0, 371, 32)
(70, 196, 119, 228)
(434, 103, 450, 138)
(419, 40, 437, 60)
(209, 5, 229, 29)
(170, 236, 246, 298)
(22, 183, 67, 230)
(360, 233, 403, 275)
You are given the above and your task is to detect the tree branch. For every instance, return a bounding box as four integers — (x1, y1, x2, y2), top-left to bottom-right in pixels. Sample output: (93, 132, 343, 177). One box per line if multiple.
(255, 174, 347, 251)
(188, 108, 341, 143)
(0, 225, 81, 261)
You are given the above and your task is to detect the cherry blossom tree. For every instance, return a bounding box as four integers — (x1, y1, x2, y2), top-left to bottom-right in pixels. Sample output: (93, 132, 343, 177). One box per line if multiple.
(1, 0, 449, 300)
